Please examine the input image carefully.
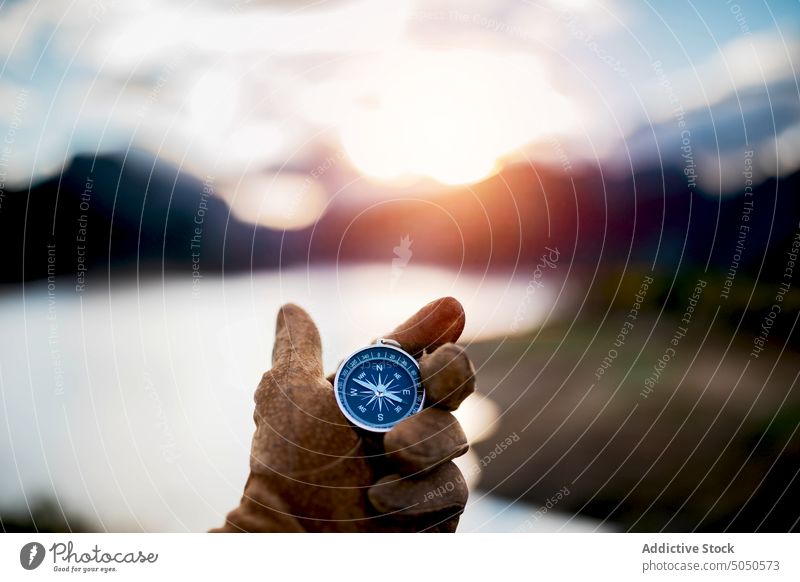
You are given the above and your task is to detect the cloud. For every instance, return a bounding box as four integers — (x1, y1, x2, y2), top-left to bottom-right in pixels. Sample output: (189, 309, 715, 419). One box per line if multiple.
(640, 32, 800, 124)
(0, 0, 411, 189)
(0, 0, 797, 200)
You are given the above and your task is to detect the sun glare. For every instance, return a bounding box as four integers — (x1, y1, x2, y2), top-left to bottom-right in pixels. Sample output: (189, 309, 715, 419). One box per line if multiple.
(339, 48, 576, 186)
(223, 173, 326, 231)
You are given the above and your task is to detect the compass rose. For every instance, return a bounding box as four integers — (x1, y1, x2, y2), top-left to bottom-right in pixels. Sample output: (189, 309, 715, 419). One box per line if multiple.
(334, 339, 425, 432)
(352, 373, 405, 412)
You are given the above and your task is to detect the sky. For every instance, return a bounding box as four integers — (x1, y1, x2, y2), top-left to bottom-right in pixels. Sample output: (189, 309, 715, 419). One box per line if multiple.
(0, 0, 798, 533)
(0, 0, 798, 225)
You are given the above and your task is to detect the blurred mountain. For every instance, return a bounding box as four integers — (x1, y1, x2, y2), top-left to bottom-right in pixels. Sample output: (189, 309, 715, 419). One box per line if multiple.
(2, 151, 797, 289)
(0, 152, 285, 286)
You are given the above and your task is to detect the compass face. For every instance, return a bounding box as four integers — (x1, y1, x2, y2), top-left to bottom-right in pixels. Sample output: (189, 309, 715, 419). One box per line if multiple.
(334, 344, 424, 432)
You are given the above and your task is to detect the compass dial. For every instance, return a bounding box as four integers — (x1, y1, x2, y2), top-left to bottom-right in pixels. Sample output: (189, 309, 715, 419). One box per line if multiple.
(334, 343, 424, 432)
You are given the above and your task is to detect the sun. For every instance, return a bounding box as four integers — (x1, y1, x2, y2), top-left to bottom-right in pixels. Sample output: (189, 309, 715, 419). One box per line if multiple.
(337, 47, 576, 186)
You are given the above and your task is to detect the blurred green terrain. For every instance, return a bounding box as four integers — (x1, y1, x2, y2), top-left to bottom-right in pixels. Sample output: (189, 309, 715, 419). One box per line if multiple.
(470, 267, 800, 531)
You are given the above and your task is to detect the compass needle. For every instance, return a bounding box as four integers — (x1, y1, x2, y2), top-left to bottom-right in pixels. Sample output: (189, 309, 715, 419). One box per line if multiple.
(353, 378, 378, 391)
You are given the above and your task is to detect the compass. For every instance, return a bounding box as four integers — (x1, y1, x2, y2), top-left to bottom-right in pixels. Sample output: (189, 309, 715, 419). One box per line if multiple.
(334, 339, 424, 432)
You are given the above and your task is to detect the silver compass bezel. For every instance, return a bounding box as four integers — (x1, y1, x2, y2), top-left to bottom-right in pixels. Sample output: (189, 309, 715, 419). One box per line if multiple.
(333, 340, 424, 433)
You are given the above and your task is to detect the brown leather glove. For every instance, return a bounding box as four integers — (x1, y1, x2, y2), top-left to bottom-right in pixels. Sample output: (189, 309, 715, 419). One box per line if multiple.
(211, 297, 476, 532)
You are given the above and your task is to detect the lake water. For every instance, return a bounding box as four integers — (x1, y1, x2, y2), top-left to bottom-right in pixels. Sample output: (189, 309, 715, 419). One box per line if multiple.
(0, 264, 603, 531)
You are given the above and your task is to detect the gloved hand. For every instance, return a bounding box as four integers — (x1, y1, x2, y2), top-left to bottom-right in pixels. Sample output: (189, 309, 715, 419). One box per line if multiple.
(211, 297, 476, 532)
